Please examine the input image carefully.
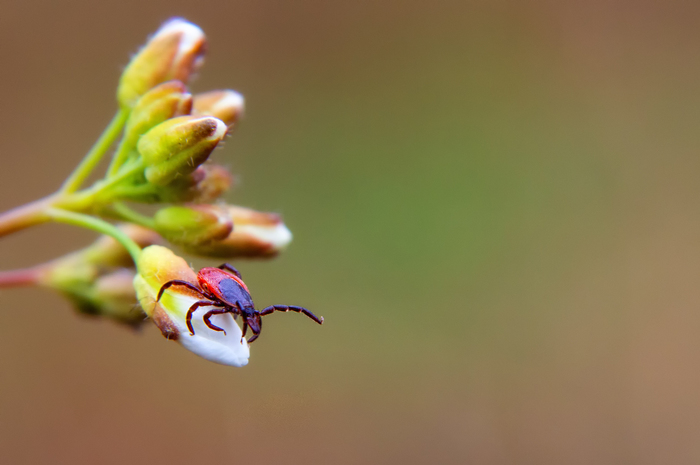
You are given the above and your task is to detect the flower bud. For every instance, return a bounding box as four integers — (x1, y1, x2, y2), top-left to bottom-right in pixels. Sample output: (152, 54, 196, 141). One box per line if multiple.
(34, 226, 161, 327)
(124, 81, 193, 148)
(118, 18, 206, 108)
(156, 164, 234, 203)
(193, 90, 244, 128)
(137, 115, 227, 186)
(133, 245, 249, 366)
(153, 205, 232, 246)
(183, 205, 292, 258)
(90, 270, 147, 327)
(41, 263, 146, 328)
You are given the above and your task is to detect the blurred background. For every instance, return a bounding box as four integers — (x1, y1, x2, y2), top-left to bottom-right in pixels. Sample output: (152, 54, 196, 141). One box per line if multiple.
(1, 0, 700, 463)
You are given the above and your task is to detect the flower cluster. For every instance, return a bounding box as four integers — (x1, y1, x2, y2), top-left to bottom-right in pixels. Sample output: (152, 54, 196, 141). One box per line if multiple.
(0, 18, 319, 367)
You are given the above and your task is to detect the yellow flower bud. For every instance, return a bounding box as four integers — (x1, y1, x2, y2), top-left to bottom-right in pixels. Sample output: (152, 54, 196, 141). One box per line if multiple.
(153, 204, 233, 246)
(183, 205, 292, 258)
(137, 115, 227, 186)
(193, 90, 244, 128)
(124, 81, 193, 148)
(134, 245, 249, 366)
(118, 18, 206, 108)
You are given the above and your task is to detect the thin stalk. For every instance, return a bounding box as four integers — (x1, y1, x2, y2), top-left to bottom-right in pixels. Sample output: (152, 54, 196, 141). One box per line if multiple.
(98, 183, 158, 202)
(0, 266, 46, 288)
(0, 158, 146, 239)
(61, 109, 129, 193)
(110, 202, 156, 229)
(46, 208, 142, 264)
(0, 194, 57, 237)
(105, 139, 135, 178)
(91, 159, 146, 193)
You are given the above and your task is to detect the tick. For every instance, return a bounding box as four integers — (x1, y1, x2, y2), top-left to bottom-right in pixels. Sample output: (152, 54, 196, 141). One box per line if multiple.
(156, 263, 323, 343)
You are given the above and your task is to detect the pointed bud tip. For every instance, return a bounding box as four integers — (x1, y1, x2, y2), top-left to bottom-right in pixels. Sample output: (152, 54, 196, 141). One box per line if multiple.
(219, 90, 244, 111)
(210, 117, 228, 140)
(177, 116, 227, 142)
(193, 90, 245, 127)
(157, 18, 204, 41)
(154, 18, 206, 77)
(259, 222, 293, 251)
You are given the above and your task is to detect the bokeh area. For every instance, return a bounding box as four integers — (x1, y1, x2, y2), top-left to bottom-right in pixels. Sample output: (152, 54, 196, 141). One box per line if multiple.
(1, 1, 700, 463)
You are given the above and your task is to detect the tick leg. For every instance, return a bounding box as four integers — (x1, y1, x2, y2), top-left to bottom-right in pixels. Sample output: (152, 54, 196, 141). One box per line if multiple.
(217, 263, 242, 279)
(259, 305, 324, 325)
(202, 308, 234, 335)
(157, 280, 205, 302)
(247, 333, 259, 344)
(241, 319, 249, 342)
(186, 300, 222, 335)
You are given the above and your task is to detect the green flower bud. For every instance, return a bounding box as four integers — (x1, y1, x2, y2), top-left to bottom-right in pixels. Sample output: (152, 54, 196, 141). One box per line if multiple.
(118, 18, 206, 108)
(155, 164, 234, 203)
(193, 90, 244, 128)
(40, 258, 147, 328)
(182, 205, 292, 258)
(124, 81, 192, 148)
(138, 116, 227, 186)
(153, 205, 233, 246)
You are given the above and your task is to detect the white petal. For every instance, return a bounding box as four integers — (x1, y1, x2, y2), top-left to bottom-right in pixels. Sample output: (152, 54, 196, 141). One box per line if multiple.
(176, 302, 250, 367)
(151, 283, 250, 367)
(215, 90, 245, 115)
(156, 19, 205, 60)
(239, 223, 292, 251)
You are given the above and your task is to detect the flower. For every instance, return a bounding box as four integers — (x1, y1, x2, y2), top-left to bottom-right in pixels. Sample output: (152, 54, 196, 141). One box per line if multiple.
(133, 245, 249, 367)
(183, 205, 292, 258)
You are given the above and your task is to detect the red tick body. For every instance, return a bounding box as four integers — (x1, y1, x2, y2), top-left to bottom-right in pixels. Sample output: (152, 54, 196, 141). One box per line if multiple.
(156, 263, 323, 343)
(197, 267, 249, 298)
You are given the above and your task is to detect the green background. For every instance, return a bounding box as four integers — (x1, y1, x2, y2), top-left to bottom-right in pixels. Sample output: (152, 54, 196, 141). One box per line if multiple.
(1, 1, 700, 463)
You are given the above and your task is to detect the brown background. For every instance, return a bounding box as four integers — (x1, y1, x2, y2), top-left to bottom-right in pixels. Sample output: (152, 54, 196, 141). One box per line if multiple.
(1, 0, 700, 463)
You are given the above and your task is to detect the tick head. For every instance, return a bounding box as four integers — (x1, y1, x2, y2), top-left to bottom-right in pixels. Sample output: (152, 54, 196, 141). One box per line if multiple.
(245, 313, 261, 336)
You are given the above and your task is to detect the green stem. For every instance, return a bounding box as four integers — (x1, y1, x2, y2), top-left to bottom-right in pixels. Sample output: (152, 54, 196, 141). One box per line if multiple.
(61, 109, 129, 193)
(0, 194, 57, 237)
(98, 183, 158, 203)
(105, 139, 135, 178)
(110, 202, 156, 229)
(97, 159, 145, 191)
(80, 159, 146, 203)
(46, 208, 142, 264)
(0, 158, 146, 239)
